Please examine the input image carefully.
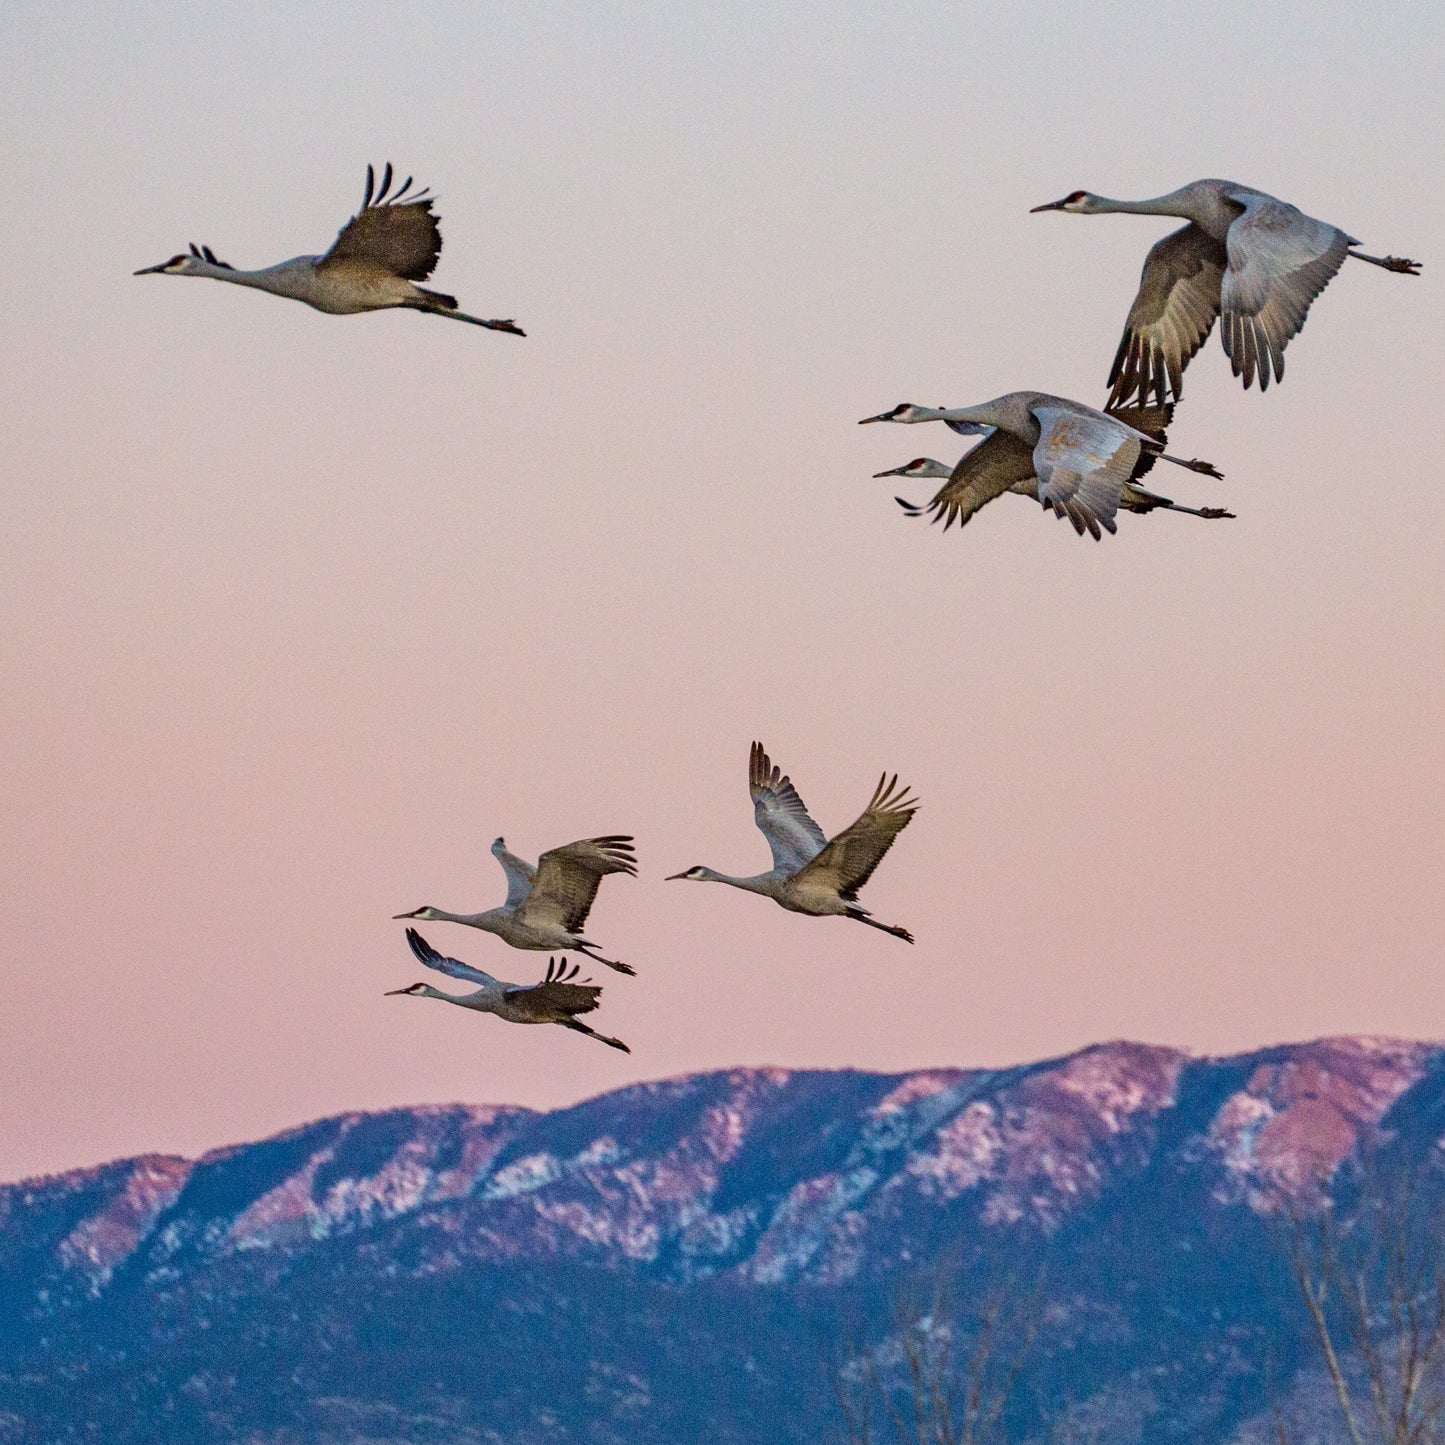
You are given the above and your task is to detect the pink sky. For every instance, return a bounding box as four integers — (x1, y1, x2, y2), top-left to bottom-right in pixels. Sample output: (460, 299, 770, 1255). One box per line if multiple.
(2, 3, 1443, 1182)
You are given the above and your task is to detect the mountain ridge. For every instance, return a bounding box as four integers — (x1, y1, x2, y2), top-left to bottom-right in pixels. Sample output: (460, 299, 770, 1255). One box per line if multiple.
(3, 1034, 1442, 1443)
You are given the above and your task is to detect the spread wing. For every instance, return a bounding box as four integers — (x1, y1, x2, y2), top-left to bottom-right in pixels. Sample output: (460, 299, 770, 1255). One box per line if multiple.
(1219, 193, 1351, 391)
(516, 836, 637, 934)
(317, 163, 443, 282)
(895, 428, 1036, 532)
(503, 959, 602, 1019)
(1030, 404, 1142, 541)
(749, 741, 827, 872)
(795, 773, 918, 901)
(1106, 224, 1226, 408)
(405, 928, 494, 986)
(491, 840, 537, 909)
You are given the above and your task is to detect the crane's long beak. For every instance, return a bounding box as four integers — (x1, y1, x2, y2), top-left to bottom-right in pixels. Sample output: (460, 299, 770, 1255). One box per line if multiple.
(392, 908, 425, 919)
(384, 985, 415, 996)
(133, 262, 170, 275)
(664, 871, 689, 881)
(1029, 198, 1067, 213)
(873, 465, 909, 478)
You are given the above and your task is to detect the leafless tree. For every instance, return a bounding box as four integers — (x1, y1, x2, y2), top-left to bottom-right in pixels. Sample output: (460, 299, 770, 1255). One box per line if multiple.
(830, 1275, 1044, 1445)
(1282, 1164, 1445, 1445)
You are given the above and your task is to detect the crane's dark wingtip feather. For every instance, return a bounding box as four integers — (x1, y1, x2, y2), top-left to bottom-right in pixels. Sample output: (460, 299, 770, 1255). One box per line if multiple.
(405, 928, 439, 963)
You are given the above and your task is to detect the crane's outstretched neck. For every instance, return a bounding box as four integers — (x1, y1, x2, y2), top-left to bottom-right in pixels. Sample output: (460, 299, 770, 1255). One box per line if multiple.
(207, 260, 317, 296)
(387, 982, 475, 1004)
(696, 867, 779, 894)
(392, 906, 499, 930)
(933, 404, 1002, 430)
(1084, 193, 1196, 217)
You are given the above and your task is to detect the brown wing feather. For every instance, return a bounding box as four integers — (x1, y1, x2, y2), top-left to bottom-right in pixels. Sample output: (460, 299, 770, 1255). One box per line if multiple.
(797, 774, 918, 901)
(1107, 224, 1226, 408)
(895, 429, 1036, 532)
(517, 836, 637, 935)
(1104, 400, 1172, 484)
(317, 164, 443, 282)
(505, 959, 602, 1019)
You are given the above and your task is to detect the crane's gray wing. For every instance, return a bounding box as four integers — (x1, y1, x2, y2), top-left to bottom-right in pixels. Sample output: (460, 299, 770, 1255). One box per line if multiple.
(405, 928, 494, 986)
(749, 742, 827, 872)
(1029, 405, 1141, 540)
(516, 836, 637, 934)
(1219, 194, 1351, 390)
(491, 840, 537, 909)
(895, 429, 1035, 532)
(796, 773, 918, 901)
(1106, 224, 1226, 408)
(317, 163, 443, 281)
(503, 959, 602, 1019)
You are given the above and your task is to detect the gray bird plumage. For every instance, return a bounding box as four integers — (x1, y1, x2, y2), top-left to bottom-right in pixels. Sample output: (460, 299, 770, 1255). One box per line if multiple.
(1031, 179, 1420, 404)
(135, 162, 525, 336)
(667, 743, 918, 944)
(394, 835, 639, 975)
(861, 394, 1223, 541)
(388, 930, 630, 1053)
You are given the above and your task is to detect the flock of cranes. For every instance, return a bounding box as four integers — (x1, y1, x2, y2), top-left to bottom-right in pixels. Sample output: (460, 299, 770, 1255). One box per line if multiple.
(137, 164, 1419, 1054)
(382, 745, 919, 1052)
(856, 179, 1417, 541)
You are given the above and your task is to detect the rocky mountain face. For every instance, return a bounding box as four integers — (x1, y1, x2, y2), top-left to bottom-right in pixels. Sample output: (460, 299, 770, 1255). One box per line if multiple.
(2, 1037, 1442, 1444)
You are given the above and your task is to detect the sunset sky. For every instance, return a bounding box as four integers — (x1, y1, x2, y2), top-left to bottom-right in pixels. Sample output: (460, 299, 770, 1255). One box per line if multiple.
(3, 1, 1443, 1183)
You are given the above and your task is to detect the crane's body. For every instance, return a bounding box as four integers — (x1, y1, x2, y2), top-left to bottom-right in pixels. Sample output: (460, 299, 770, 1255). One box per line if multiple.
(874, 455, 1233, 521)
(1031, 179, 1418, 403)
(395, 835, 638, 974)
(667, 743, 918, 943)
(860, 393, 1221, 540)
(388, 930, 630, 1052)
(150, 254, 422, 314)
(135, 164, 524, 334)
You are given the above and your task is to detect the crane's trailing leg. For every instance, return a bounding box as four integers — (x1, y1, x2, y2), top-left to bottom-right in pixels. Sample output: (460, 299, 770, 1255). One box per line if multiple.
(1127, 487, 1235, 520)
(575, 942, 637, 977)
(845, 908, 914, 944)
(1347, 249, 1421, 275)
(407, 294, 526, 335)
(1140, 441, 1224, 480)
(1173, 504, 1234, 519)
(559, 1018, 631, 1053)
